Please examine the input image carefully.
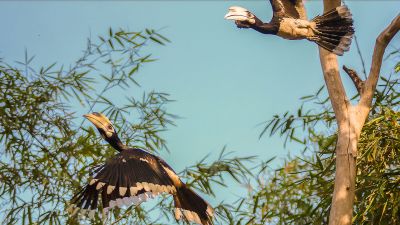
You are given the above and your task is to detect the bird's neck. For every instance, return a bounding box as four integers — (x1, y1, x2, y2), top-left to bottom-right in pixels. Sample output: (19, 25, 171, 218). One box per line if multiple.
(107, 134, 128, 152)
(250, 20, 279, 35)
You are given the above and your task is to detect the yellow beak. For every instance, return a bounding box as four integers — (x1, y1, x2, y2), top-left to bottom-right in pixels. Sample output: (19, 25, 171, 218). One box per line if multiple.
(83, 112, 110, 130)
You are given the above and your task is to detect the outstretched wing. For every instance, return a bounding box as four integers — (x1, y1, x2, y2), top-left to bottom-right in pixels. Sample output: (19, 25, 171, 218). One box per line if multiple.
(270, 0, 307, 20)
(68, 148, 177, 219)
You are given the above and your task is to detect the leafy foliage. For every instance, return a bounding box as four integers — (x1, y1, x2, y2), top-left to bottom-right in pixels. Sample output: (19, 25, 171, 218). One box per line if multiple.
(1, 21, 399, 225)
(0, 28, 254, 225)
(226, 55, 400, 224)
(0, 27, 172, 225)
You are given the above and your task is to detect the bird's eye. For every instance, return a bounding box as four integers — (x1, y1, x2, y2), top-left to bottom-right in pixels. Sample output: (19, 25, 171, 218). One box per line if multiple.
(107, 125, 113, 130)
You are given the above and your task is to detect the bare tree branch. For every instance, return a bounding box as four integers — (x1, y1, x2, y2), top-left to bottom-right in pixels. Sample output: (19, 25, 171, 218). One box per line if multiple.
(322, 5, 400, 224)
(359, 14, 400, 108)
(343, 65, 363, 94)
(272, 2, 398, 225)
(319, 1, 354, 225)
(318, 0, 348, 126)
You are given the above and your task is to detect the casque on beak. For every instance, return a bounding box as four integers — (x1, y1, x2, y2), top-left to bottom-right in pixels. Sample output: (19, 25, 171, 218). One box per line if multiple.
(83, 112, 110, 131)
(224, 6, 253, 21)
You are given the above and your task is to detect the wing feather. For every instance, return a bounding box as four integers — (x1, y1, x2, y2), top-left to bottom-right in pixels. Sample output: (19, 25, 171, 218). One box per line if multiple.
(69, 148, 177, 218)
(270, 0, 307, 20)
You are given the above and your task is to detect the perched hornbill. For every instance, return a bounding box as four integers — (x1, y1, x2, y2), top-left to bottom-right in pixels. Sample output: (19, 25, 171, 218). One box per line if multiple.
(224, 0, 354, 56)
(68, 112, 213, 225)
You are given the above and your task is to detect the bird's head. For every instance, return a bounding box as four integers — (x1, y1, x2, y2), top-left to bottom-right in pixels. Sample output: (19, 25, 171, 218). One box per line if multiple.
(84, 112, 126, 151)
(224, 6, 257, 28)
(84, 112, 116, 140)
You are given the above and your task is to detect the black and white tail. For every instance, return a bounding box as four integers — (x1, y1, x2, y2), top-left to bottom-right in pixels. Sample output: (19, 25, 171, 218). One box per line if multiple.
(311, 5, 354, 56)
(173, 185, 214, 225)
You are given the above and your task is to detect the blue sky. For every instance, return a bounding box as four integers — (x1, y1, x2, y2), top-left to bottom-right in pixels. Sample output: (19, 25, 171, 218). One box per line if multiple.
(1, 0, 399, 207)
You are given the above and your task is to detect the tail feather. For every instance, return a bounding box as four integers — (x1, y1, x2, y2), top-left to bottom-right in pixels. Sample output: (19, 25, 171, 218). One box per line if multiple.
(337, 6, 352, 19)
(311, 5, 354, 56)
(173, 185, 213, 225)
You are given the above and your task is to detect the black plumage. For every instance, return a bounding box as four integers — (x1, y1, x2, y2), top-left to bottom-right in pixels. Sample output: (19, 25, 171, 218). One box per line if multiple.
(270, 0, 306, 20)
(68, 112, 213, 225)
(225, 0, 354, 55)
(311, 6, 354, 55)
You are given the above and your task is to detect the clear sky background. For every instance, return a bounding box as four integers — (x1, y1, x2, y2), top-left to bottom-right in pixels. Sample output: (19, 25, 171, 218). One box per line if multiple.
(1, 0, 399, 207)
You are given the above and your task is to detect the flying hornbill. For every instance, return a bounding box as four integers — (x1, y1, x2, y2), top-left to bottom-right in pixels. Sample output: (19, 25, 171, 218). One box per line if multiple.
(68, 112, 213, 225)
(224, 0, 354, 56)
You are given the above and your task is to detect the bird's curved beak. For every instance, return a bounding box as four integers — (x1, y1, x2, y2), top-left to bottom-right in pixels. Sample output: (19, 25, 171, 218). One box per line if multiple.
(224, 6, 252, 21)
(83, 113, 108, 130)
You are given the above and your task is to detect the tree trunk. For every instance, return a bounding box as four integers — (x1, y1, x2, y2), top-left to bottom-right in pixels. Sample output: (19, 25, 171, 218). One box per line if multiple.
(328, 107, 362, 225)
(318, 1, 400, 224)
